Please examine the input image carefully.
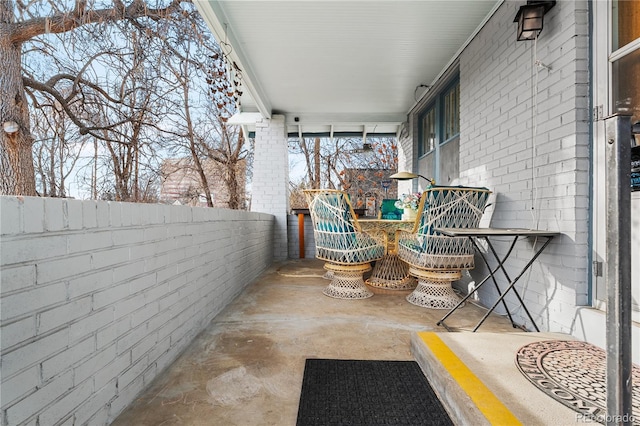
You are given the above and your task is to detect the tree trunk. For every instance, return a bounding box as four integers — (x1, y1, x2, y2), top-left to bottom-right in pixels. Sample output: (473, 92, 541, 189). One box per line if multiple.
(92, 138, 98, 199)
(0, 7, 36, 196)
(225, 162, 240, 209)
(299, 137, 314, 187)
(50, 139, 57, 197)
(183, 76, 213, 208)
(224, 127, 245, 209)
(58, 137, 66, 197)
(313, 137, 321, 188)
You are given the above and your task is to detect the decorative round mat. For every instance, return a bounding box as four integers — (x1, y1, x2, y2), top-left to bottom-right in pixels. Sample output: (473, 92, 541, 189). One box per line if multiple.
(515, 340, 640, 424)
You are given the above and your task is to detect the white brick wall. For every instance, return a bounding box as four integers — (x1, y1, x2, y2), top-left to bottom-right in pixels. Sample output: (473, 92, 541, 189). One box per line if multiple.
(0, 196, 273, 425)
(251, 115, 290, 260)
(455, 1, 591, 332)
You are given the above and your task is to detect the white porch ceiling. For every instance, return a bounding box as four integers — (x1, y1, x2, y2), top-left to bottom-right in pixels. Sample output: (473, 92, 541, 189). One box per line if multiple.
(194, 0, 502, 137)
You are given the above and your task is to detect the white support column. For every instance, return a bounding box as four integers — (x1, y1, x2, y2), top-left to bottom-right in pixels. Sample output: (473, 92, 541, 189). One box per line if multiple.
(251, 114, 289, 260)
(397, 122, 415, 195)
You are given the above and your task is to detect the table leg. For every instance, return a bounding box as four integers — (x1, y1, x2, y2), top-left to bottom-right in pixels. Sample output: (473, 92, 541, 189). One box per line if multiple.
(365, 254, 417, 290)
(483, 236, 537, 330)
(472, 237, 518, 326)
(472, 237, 554, 332)
(437, 236, 518, 329)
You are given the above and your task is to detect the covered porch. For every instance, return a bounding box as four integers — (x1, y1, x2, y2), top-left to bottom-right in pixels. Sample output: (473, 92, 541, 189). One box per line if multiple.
(111, 258, 579, 425)
(196, 0, 640, 382)
(2, 0, 639, 424)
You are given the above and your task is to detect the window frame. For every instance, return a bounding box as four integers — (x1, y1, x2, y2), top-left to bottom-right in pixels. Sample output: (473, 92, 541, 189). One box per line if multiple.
(416, 76, 460, 183)
(418, 102, 437, 156)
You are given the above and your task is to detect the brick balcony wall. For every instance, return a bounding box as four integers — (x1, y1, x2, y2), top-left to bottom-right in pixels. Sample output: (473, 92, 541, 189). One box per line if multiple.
(0, 196, 273, 425)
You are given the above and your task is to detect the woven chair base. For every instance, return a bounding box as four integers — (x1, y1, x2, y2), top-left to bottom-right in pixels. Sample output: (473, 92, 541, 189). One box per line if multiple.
(323, 263, 373, 299)
(366, 255, 417, 290)
(406, 268, 462, 309)
(322, 270, 334, 280)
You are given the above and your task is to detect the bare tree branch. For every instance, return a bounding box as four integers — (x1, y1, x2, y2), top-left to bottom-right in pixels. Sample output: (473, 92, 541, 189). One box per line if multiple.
(10, 0, 190, 44)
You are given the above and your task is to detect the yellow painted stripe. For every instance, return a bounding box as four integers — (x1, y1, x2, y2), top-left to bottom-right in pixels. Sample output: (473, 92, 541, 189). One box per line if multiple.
(418, 332, 522, 425)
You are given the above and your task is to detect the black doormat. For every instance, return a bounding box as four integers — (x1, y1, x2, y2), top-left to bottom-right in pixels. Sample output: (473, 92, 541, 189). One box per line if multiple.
(296, 359, 453, 426)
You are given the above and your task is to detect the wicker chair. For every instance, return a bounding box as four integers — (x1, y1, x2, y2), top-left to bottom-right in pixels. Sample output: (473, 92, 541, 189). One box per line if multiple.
(304, 189, 387, 299)
(397, 186, 491, 309)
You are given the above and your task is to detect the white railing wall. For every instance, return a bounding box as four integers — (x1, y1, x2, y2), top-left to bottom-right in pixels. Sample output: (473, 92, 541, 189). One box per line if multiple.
(0, 196, 273, 425)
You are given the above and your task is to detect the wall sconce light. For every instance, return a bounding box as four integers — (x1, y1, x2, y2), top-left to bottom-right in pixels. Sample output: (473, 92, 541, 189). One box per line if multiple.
(513, 1, 556, 41)
(3, 121, 19, 135)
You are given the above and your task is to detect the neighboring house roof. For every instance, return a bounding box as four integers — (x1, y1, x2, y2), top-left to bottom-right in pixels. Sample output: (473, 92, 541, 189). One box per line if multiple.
(342, 168, 398, 216)
(160, 158, 246, 208)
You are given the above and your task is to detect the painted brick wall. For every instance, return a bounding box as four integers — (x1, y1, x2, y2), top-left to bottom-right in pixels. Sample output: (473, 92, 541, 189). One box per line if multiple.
(0, 196, 273, 425)
(251, 115, 290, 260)
(457, 1, 591, 332)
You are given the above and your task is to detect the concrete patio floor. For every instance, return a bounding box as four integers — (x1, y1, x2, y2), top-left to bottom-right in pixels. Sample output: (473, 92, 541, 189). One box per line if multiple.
(112, 258, 578, 425)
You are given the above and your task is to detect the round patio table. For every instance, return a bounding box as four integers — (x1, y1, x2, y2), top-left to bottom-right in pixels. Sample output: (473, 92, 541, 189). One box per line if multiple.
(358, 219, 417, 290)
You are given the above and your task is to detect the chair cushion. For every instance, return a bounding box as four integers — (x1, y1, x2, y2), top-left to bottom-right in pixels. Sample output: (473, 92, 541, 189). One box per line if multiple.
(329, 193, 356, 232)
(306, 189, 385, 265)
(398, 186, 491, 268)
(417, 187, 490, 244)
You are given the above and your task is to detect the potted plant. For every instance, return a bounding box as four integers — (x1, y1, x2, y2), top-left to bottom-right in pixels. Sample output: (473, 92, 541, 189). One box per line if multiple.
(395, 193, 422, 220)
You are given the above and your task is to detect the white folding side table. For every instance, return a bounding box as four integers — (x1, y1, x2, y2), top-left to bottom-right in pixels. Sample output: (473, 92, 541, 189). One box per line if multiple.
(434, 227, 560, 332)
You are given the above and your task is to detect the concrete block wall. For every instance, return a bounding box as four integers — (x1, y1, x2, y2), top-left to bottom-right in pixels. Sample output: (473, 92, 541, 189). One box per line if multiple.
(251, 115, 290, 261)
(0, 196, 273, 425)
(457, 1, 590, 332)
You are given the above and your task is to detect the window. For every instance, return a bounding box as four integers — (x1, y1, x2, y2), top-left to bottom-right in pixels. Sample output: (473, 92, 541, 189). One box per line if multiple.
(417, 78, 460, 184)
(419, 106, 436, 155)
(612, 0, 640, 123)
(443, 83, 460, 141)
(592, 0, 640, 313)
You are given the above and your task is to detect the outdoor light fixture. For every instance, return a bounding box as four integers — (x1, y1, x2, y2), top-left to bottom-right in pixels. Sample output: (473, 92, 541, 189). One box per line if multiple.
(3, 121, 19, 135)
(389, 171, 435, 186)
(513, 1, 556, 41)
